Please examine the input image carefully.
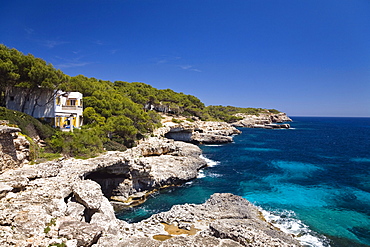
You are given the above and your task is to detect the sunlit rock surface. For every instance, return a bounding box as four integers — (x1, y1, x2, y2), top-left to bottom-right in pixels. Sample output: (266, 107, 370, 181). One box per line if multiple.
(0, 137, 300, 246)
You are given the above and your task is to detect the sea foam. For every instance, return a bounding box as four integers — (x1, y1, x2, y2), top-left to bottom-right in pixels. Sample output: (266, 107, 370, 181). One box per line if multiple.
(200, 155, 220, 167)
(197, 170, 206, 178)
(260, 208, 329, 247)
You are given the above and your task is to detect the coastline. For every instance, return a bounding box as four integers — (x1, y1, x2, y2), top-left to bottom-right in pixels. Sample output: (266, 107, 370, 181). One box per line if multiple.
(0, 115, 304, 246)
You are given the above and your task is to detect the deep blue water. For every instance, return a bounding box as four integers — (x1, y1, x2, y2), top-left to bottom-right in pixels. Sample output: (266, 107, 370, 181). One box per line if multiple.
(116, 117, 370, 247)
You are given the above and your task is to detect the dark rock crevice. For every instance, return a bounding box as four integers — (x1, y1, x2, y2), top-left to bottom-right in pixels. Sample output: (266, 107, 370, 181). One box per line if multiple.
(85, 171, 129, 199)
(165, 131, 193, 142)
(83, 208, 99, 223)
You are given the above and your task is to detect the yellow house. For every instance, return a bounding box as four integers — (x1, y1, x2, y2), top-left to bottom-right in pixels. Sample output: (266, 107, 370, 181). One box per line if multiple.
(6, 89, 83, 131)
(54, 91, 83, 131)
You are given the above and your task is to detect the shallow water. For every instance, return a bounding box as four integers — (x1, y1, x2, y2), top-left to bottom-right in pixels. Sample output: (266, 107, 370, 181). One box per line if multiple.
(116, 117, 370, 247)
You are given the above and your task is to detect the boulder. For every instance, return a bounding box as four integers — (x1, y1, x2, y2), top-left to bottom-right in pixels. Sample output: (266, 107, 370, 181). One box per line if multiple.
(58, 221, 103, 247)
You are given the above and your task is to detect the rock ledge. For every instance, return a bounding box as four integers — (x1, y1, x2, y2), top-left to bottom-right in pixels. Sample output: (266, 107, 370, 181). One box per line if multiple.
(0, 137, 301, 246)
(232, 113, 292, 129)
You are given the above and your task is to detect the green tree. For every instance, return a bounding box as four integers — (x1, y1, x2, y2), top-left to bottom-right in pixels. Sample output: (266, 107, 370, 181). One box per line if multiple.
(0, 44, 69, 110)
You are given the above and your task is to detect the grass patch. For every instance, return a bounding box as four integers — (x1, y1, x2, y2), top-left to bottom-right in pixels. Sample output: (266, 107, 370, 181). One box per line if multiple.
(35, 151, 62, 164)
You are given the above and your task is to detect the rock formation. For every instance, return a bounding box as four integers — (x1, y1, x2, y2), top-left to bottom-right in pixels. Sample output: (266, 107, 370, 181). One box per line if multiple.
(0, 124, 30, 173)
(232, 113, 292, 129)
(97, 193, 301, 247)
(0, 137, 205, 246)
(154, 120, 241, 144)
(0, 136, 302, 246)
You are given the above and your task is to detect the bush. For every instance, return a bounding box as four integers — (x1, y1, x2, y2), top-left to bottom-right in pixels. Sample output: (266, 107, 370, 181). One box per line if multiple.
(0, 107, 55, 140)
(47, 128, 104, 158)
(103, 140, 127, 152)
(268, 109, 281, 114)
(171, 118, 183, 124)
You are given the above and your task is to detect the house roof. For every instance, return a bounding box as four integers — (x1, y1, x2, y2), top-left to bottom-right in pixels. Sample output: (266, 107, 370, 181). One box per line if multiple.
(65, 92, 82, 98)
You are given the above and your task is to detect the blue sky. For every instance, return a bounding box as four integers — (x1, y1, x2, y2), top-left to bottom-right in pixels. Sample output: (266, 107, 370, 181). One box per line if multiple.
(1, 0, 369, 117)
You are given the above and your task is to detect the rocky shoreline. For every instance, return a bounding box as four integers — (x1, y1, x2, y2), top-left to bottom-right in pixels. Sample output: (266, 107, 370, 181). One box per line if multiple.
(153, 113, 292, 145)
(153, 120, 241, 144)
(0, 114, 301, 246)
(232, 112, 292, 129)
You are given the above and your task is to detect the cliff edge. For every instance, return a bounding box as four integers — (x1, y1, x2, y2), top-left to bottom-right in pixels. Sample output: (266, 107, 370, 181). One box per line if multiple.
(232, 112, 292, 129)
(154, 118, 241, 144)
(0, 137, 301, 247)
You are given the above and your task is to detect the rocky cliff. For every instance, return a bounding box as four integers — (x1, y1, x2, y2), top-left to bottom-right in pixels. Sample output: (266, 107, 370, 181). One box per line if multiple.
(0, 136, 301, 247)
(154, 120, 241, 144)
(0, 137, 204, 246)
(232, 113, 292, 129)
(0, 124, 30, 173)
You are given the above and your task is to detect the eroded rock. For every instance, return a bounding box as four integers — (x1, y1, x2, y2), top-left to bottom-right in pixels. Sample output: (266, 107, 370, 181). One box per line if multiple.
(0, 126, 30, 173)
(0, 137, 208, 246)
(58, 221, 103, 247)
(154, 120, 241, 144)
(0, 137, 302, 246)
(232, 113, 292, 129)
(94, 193, 301, 247)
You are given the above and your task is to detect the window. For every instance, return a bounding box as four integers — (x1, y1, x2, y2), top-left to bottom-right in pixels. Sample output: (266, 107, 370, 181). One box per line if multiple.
(67, 99, 76, 106)
(10, 96, 14, 101)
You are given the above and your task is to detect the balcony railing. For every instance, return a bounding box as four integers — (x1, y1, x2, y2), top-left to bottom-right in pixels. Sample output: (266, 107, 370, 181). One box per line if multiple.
(61, 105, 83, 111)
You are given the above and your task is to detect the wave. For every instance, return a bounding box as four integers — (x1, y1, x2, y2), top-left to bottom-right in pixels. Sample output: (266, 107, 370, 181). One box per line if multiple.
(197, 170, 206, 178)
(207, 172, 222, 178)
(260, 208, 329, 247)
(200, 155, 220, 167)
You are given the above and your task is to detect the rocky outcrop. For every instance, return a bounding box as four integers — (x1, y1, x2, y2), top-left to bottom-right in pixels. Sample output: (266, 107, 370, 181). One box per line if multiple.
(0, 125, 30, 173)
(0, 136, 303, 246)
(96, 193, 301, 246)
(232, 113, 292, 129)
(154, 120, 241, 144)
(0, 137, 207, 246)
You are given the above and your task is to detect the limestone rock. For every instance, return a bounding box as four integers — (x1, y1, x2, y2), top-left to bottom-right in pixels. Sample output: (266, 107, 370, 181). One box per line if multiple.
(0, 137, 209, 246)
(154, 120, 241, 144)
(58, 221, 103, 247)
(232, 112, 292, 129)
(66, 201, 85, 221)
(94, 193, 301, 247)
(0, 135, 302, 246)
(72, 180, 104, 210)
(210, 219, 296, 247)
(0, 126, 30, 173)
(191, 132, 233, 144)
(84, 138, 207, 205)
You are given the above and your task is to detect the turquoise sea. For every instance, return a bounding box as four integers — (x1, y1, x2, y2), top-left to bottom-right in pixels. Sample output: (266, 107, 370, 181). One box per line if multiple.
(117, 117, 370, 247)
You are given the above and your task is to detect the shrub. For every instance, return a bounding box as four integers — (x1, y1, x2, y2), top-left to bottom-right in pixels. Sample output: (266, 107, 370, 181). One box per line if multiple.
(0, 107, 56, 140)
(47, 128, 104, 158)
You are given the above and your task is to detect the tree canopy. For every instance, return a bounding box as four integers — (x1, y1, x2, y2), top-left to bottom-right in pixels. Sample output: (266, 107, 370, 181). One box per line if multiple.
(0, 44, 69, 107)
(0, 44, 281, 158)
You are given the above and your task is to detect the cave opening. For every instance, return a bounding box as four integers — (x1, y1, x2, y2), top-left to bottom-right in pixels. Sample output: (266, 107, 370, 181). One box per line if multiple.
(85, 170, 129, 199)
(164, 131, 193, 142)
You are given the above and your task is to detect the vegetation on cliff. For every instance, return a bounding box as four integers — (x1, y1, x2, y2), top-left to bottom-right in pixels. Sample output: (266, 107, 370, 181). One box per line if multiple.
(0, 44, 281, 158)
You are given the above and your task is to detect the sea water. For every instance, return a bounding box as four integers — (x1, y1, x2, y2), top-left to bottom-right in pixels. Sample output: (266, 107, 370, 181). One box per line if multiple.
(116, 117, 370, 247)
